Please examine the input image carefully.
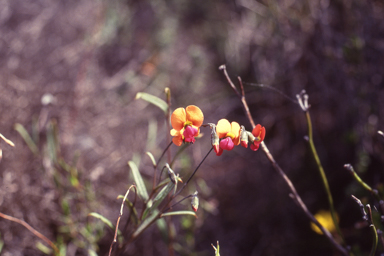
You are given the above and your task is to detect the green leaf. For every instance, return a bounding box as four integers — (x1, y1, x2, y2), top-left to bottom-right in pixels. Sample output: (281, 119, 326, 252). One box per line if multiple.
(156, 218, 168, 242)
(155, 178, 170, 191)
(132, 210, 160, 239)
(160, 211, 197, 218)
(128, 161, 149, 201)
(146, 151, 157, 167)
(46, 120, 59, 163)
(0, 235, 3, 253)
(135, 92, 168, 114)
(146, 119, 157, 150)
(88, 249, 98, 256)
(14, 123, 39, 155)
(150, 181, 174, 212)
(142, 181, 174, 219)
(36, 241, 52, 255)
(88, 212, 114, 230)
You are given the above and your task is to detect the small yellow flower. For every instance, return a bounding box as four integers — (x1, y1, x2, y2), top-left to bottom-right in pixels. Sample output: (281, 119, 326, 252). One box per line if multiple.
(310, 210, 337, 235)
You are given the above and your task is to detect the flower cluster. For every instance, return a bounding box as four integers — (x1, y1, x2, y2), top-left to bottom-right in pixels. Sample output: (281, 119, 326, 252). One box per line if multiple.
(170, 105, 266, 156)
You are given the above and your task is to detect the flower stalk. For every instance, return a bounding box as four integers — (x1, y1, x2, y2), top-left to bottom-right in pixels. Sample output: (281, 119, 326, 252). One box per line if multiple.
(305, 106, 345, 243)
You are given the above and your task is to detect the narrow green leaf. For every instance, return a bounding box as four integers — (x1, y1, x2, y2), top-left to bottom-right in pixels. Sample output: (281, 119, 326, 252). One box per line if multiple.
(88, 212, 114, 230)
(88, 249, 98, 256)
(146, 151, 157, 167)
(150, 181, 174, 212)
(135, 92, 168, 114)
(36, 241, 52, 255)
(46, 120, 59, 163)
(14, 123, 39, 155)
(132, 210, 160, 239)
(160, 211, 197, 218)
(0, 235, 3, 253)
(156, 218, 168, 242)
(146, 119, 157, 150)
(128, 161, 149, 201)
(142, 181, 173, 220)
(155, 178, 170, 191)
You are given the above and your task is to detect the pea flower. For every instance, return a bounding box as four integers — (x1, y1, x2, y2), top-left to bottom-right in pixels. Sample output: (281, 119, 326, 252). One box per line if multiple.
(215, 119, 241, 156)
(250, 124, 266, 151)
(170, 105, 204, 146)
(310, 210, 337, 235)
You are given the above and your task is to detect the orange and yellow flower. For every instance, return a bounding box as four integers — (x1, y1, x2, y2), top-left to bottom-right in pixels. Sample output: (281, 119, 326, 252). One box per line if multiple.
(170, 105, 204, 146)
(250, 124, 266, 151)
(214, 119, 241, 156)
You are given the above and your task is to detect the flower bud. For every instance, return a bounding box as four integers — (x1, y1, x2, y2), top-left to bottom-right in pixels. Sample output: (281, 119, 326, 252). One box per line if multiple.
(210, 124, 222, 156)
(166, 163, 177, 184)
(247, 131, 255, 143)
(191, 191, 199, 212)
(240, 126, 248, 148)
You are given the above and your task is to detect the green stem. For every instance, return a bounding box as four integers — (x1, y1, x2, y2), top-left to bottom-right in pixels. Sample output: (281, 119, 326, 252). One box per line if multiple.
(370, 224, 378, 256)
(367, 204, 378, 256)
(305, 111, 344, 242)
(345, 164, 381, 202)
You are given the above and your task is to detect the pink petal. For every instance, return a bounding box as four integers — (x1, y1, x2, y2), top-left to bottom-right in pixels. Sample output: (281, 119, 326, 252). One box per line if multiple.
(250, 142, 260, 151)
(183, 126, 198, 143)
(220, 137, 235, 151)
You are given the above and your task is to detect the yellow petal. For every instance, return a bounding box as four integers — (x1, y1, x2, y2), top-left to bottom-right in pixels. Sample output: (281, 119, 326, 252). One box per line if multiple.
(186, 105, 204, 127)
(216, 119, 231, 138)
(231, 122, 241, 145)
(171, 108, 186, 131)
(170, 129, 180, 136)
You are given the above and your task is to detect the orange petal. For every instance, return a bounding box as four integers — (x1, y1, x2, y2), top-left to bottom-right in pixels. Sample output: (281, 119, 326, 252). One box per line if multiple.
(252, 124, 266, 142)
(172, 136, 183, 146)
(252, 124, 261, 137)
(260, 126, 266, 141)
(186, 105, 204, 127)
(171, 108, 186, 131)
(230, 122, 241, 145)
(216, 119, 231, 138)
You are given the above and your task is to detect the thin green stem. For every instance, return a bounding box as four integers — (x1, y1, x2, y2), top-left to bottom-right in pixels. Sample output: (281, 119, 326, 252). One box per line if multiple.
(157, 141, 173, 167)
(344, 164, 381, 201)
(174, 147, 213, 198)
(366, 205, 378, 256)
(163, 195, 194, 212)
(370, 224, 378, 256)
(305, 111, 344, 242)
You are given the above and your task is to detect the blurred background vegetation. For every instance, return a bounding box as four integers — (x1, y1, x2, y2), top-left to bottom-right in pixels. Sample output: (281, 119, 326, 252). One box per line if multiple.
(1, 0, 384, 255)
